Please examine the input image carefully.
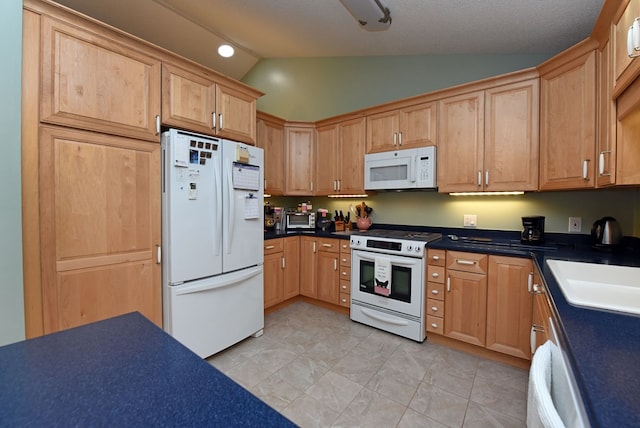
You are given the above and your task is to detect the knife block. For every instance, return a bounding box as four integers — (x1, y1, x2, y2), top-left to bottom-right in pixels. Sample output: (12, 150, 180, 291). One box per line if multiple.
(334, 221, 345, 231)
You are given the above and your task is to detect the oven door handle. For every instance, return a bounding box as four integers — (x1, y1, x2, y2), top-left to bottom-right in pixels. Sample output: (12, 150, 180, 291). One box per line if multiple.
(359, 307, 409, 326)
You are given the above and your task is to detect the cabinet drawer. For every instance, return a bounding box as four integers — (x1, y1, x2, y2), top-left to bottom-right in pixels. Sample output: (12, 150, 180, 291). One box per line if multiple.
(339, 292, 350, 308)
(340, 241, 350, 252)
(426, 315, 444, 335)
(264, 239, 284, 254)
(427, 249, 446, 267)
(426, 298, 444, 317)
(340, 280, 350, 294)
(447, 251, 488, 274)
(318, 238, 339, 253)
(340, 267, 351, 281)
(427, 266, 445, 283)
(340, 252, 351, 267)
(427, 282, 444, 301)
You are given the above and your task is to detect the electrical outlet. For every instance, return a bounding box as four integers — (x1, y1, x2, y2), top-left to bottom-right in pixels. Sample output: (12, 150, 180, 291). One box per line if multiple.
(463, 214, 477, 227)
(568, 217, 582, 233)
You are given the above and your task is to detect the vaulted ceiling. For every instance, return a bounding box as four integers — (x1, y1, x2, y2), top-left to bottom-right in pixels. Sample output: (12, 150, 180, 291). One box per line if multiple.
(54, 0, 605, 80)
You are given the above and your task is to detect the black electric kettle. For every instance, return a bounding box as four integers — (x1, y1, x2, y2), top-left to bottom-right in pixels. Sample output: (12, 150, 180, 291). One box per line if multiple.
(591, 216, 622, 247)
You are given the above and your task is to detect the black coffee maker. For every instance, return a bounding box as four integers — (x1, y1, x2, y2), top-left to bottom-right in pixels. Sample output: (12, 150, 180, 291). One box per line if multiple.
(521, 216, 545, 244)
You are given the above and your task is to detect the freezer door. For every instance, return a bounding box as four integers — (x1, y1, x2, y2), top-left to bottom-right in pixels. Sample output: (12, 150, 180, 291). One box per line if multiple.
(164, 266, 264, 358)
(222, 140, 264, 272)
(162, 130, 223, 283)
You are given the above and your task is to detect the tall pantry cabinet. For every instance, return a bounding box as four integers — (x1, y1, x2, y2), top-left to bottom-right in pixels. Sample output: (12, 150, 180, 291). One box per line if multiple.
(22, 0, 261, 337)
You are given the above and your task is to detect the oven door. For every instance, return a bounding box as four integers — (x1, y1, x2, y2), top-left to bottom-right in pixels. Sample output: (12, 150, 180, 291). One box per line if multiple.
(351, 249, 424, 317)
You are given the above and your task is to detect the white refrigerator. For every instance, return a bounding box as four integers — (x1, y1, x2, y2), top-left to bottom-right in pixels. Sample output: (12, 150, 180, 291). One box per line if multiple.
(161, 128, 264, 358)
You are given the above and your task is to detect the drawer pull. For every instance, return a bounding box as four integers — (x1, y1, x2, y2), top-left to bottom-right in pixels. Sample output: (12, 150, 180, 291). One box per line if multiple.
(431, 272, 439, 278)
(342, 271, 348, 276)
(342, 258, 348, 263)
(265, 245, 275, 250)
(431, 323, 438, 329)
(341, 298, 348, 303)
(456, 259, 476, 266)
(431, 306, 438, 312)
(341, 284, 348, 290)
(432, 255, 440, 261)
(431, 289, 439, 295)
(322, 243, 333, 248)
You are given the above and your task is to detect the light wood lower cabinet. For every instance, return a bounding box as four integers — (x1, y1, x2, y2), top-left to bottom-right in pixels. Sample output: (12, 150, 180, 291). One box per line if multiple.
(440, 250, 534, 361)
(486, 256, 533, 359)
(263, 237, 300, 308)
(339, 241, 351, 308)
(444, 252, 488, 347)
(317, 238, 340, 305)
(300, 236, 318, 298)
(531, 264, 552, 353)
(39, 126, 162, 333)
(426, 249, 446, 335)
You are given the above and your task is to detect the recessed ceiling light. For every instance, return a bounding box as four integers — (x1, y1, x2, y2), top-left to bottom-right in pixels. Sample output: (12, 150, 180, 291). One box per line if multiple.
(218, 44, 234, 58)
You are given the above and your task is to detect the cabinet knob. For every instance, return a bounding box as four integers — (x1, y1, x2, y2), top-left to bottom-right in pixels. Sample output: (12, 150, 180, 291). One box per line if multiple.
(432, 255, 440, 261)
(431, 289, 439, 295)
(431, 306, 438, 312)
(431, 323, 438, 329)
(431, 272, 439, 278)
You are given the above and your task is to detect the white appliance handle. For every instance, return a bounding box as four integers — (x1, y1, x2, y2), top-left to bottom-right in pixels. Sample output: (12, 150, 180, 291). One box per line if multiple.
(360, 307, 409, 326)
(356, 252, 421, 268)
(214, 159, 222, 256)
(173, 266, 262, 296)
(226, 164, 234, 254)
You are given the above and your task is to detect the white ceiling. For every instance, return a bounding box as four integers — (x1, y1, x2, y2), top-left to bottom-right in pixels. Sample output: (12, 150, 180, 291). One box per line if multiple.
(54, 0, 605, 80)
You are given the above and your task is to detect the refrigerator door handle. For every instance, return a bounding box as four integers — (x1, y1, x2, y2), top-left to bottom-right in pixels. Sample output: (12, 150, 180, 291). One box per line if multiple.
(225, 165, 235, 254)
(214, 160, 223, 256)
(173, 266, 262, 296)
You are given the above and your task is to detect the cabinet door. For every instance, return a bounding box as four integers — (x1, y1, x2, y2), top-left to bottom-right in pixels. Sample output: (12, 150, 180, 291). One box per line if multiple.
(40, 17, 161, 142)
(444, 270, 487, 347)
(315, 124, 339, 195)
(283, 237, 301, 300)
(399, 102, 438, 148)
(263, 251, 284, 308)
(258, 118, 286, 195)
(39, 126, 161, 333)
(484, 80, 539, 191)
(486, 256, 533, 360)
(616, 76, 640, 184)
(317, 250, 339, 304)
(215, 84, 257, 144)
(338, 117, 367, 194)
(437, 91, 485, 192)
(366, 110, 400, 153)
(161, 63, 216, 136)
(597, 39, 617, 187)
(286, 125, 315, 195)
(539, 50, 597, 190)
(532, 284, 552, 353)
(299, 237, 317, 297)
(613, 0, 640, 89)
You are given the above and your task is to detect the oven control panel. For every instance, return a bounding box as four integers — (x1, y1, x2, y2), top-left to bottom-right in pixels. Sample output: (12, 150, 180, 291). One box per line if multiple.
(350, 237, 425, 257)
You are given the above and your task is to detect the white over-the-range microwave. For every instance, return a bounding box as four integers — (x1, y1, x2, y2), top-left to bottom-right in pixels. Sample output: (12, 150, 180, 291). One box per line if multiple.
(364, 146, 437, 190)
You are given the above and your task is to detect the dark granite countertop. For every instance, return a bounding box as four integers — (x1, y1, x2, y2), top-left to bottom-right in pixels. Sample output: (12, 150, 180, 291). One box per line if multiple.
(0, 312, 295, 427)
(266, 225, 640, 426)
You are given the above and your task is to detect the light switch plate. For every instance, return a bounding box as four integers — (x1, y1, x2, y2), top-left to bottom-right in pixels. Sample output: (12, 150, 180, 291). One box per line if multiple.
(568, 217, 582, 233)
(464, 214, 477, 227)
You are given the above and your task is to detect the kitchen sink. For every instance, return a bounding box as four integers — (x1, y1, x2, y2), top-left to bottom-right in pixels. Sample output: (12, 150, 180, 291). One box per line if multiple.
(546, 259, 640, 316)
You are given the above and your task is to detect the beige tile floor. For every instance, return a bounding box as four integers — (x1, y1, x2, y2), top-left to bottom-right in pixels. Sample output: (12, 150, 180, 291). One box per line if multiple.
(207, 301, 529, 427)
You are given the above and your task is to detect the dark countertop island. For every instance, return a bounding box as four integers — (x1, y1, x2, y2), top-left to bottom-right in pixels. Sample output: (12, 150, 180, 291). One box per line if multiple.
(0, 312, 296, 427)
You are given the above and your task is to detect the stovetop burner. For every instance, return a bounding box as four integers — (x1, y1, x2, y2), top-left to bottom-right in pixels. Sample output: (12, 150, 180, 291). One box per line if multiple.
(353, 229, 442, 243)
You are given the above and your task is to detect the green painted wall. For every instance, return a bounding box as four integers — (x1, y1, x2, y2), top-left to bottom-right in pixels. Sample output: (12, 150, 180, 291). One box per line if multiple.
(1, 0, 25, 346)
(242, 54, 552, 121)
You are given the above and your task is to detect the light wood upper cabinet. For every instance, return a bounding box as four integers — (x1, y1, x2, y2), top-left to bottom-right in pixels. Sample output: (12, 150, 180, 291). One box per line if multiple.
(616, 75, 640, 184)
(539, 49, 597, 190)
(40, 16, 161, 142)
(437, 91, 485, 192)
(215, 83, 257, 144)
(257, 113, 286, 195)
(484, 80, 539, 191)
(315, 117, 366, 195)
(366, 102, 437, 153)
(598, 39, 618, 187)
(315, 124, 340, 195)
(162, 62, 258, 144)
(38, 126, 161, 333)
(438, 78, 539, 193)
(486, 256, 533, 360)
(286, 124, 316, 195)
(613, 0, 640, 93)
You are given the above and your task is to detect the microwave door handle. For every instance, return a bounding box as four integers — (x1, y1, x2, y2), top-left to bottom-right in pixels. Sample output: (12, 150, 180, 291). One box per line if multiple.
(410, 157, 416, 183)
